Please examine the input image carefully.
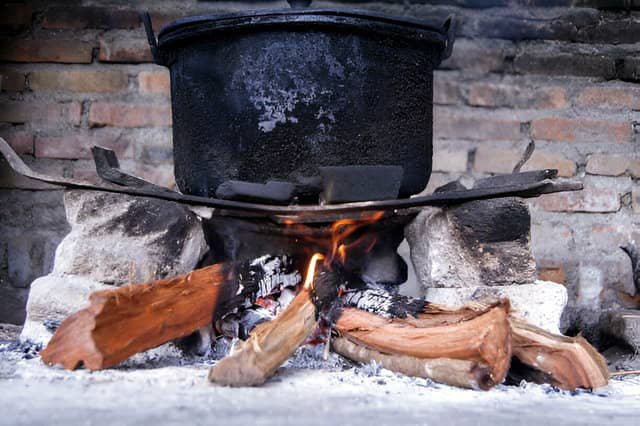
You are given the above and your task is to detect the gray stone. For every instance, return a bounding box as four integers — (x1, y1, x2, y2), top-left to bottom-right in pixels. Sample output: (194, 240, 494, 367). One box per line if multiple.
(53, 190, 207, 285)
(600, 310, 640, 353)
(0, 189, 69, 324)
(405, 198, 536, 288)
(424, 281, 568, 334)
(21, 275, 110, 345)
(20, 190, 208, 344)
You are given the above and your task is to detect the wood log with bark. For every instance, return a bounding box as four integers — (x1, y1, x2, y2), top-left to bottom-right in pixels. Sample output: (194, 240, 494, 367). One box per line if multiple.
(40, 263, 236, 370)
(333, 301, 513, 390)
(40, 254, 302, 371)
(508, 316, 609, 390)
(331, 300, 609, 391)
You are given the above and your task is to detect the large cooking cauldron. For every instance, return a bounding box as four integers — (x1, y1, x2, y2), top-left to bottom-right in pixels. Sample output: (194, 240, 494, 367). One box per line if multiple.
(143, 4, 454, 202)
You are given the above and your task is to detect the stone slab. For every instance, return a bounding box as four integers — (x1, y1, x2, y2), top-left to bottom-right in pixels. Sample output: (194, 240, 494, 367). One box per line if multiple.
(423, 281, 568, 334)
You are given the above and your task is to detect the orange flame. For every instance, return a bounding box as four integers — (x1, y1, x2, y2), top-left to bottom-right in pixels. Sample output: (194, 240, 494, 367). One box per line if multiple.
(325, 211, 384, 268)
(303, 253, 325, 290)
(298, 211, 384, 289)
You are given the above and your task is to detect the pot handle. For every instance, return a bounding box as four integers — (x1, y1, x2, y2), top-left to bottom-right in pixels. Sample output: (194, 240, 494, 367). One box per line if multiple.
(139, 11, 165, 66)
(441, 16, 455, 61)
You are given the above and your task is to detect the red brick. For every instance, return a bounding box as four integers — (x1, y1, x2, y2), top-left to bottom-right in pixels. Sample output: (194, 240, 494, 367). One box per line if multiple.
(35, 131, 133, 160)
(473, 147, 576, 176)
(537, 262, 566, 285)
(0, 3, 32, 30)
(0, 101, 81, 126)
(627, 159, 640, 178)
(0, 130, 33, 154)
(42, 6, 139, 30)
(432, 150, 467, 173)
(468, 82, 568, 109)
(521, 151, 576, 177)
(473, 147, 520, 174)
(150, 12, 186, 31)
(98, 39, 153, 63)
(89, 102, 171, 128)
(138, 71, 170, 96)
(585, 154, 629, 176)
(30, 70, 128, 93)
(441, 39, 514, 74)
(0, 69, 26, 92)
(0, 40, 93, 64)
(577, 86, 640, 110)
(433, 74, 461, 106)
(434, 109, 522, 141)
(537, 186, 620, 213)
(530, 117, 631, 143)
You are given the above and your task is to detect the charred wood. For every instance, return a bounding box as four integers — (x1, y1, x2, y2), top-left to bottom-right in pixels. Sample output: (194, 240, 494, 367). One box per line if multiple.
(40, 254, 301, 371)
(208, 263, 342, 386)
(342, 288, 426, 319)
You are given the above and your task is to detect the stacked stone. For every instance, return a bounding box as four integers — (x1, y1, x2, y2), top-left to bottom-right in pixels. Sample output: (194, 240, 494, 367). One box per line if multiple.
(406, 196, 568, 335)
(20, 191, 208, 344)
(0, 0, 639, 341)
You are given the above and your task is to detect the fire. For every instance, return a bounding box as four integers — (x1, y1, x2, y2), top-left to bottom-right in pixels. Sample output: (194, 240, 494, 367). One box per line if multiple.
(300, 211, 384, 290)
(303, 253, 325, 290)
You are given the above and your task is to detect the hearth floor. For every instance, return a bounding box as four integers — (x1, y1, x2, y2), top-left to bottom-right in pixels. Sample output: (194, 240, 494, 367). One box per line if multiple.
(1, 341, 639, 426)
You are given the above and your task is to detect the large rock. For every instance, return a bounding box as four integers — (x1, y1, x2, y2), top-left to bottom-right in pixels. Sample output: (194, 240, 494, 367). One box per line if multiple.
(424, 281, 568, 334)
(53, 191, 207, 284)
(405, 198, 536, 288)
(21, 275, 111, 345)
(21, 190, 208, 344)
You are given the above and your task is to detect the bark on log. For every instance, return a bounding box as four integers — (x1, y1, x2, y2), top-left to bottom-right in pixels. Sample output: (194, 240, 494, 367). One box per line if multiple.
(334, 301, 512, 389)
(332, 337, 495, 390)
(509, 316, 609, 390)
(40, 263, 235, 370)
(208, 266, 340, 387)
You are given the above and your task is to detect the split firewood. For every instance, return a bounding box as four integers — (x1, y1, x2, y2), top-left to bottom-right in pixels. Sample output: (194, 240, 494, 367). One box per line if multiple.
(40, 263, 235, 370)
(509, 316, 609, 390)
(209, 256, 341, 386)
(333, 301, 512, 390)
(40, 254, 302, 371)
(332, 337, 495, 390)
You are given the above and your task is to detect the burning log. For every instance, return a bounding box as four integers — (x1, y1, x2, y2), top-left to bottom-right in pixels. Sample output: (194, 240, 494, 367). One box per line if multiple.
(40, 254, 301, 371)
(208, 255, 341, 386)
(40, 263, 235, 370)
(509, 317, 609, 390)
(333, 301, 512, 390)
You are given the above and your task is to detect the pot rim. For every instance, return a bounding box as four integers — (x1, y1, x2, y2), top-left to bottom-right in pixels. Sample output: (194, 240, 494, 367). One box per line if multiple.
(156, 8, 452, 50)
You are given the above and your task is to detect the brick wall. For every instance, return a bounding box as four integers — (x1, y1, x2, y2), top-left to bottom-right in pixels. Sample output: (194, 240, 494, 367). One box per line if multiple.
(0, 1, 639, 340)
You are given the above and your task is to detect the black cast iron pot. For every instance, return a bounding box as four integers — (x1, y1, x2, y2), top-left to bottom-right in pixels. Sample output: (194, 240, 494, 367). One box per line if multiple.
(142, 3, 454, 202)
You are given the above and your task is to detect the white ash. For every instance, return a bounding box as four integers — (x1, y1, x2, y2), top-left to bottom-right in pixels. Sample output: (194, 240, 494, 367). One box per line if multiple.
(2, 342, 640, 426)
(342, 287, 425, 318)
(284, 344, 349, 370)
(247, 254, 302, 300)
